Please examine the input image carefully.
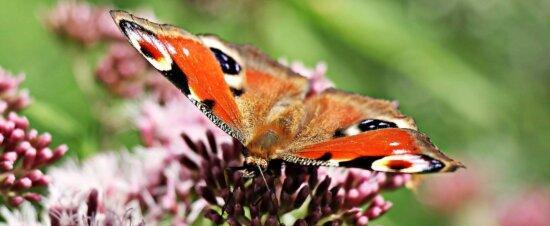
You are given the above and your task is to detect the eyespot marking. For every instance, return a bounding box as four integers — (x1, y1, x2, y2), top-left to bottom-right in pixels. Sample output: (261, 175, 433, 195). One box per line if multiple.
(371, 154, 445, 173)
(386, 159, 413, 170)
(118, 19, 172, 71)
(358, 119, 397, 131)
(210, 48, 241, 75)
(138, 40, 164, 61)
(334, 119, 398, 137)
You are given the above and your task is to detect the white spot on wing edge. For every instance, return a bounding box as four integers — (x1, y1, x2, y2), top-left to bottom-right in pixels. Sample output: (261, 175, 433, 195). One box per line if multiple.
(182, 47, 190, 56)
(389, 142, 400, 147)
(166, 43, 177, 55)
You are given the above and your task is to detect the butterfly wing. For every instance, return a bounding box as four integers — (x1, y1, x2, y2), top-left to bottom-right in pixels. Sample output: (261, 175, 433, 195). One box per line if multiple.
(280, 89, 464, 173)
(110, 11, 308, 143)
(111, 11, 462, 173)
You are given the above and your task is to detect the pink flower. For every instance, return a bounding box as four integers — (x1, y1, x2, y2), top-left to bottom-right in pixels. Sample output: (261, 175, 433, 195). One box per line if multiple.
(96, 43, 152, 98)
(0, 202, 43, 226)
(497, 188, 550, 226)
(323, 168, 410, 209)
(185, 133, 411, 225)
(136, 98, 232, 152)
(95, 43, 181, 102)
(0, 68, 67, 207)
(419, 160, 482, 213)
(45, 146, 207, 225)
(46, 148, 163, 224)
(0, 68, 30, 113)
(44, 0, 123, 45)
(281, 60, 334, 95)
(0, 118, 68, 206)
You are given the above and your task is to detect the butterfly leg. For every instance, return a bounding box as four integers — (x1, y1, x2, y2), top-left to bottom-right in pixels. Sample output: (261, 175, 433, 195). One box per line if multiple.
(227, 165, 258, 178)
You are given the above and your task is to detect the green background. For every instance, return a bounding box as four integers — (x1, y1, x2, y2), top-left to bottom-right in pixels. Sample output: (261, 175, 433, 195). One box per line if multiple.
(0, 0, 548, 225)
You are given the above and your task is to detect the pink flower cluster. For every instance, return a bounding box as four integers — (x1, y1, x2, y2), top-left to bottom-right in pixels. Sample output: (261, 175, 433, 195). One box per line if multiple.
(45, 1, 179, 102)
(95, 43, 180, 102)
(0, 68, 29, 113)
(321, 168, 411, 225)
(419, 159, 550, 226)
(44, 0, 123, 45)
(497, 188, 550, 226)
(136, 98, 230, 152)
(45, 148, 187, 225)
(0, 68, 68, 207)
(282, 60, 334, 95)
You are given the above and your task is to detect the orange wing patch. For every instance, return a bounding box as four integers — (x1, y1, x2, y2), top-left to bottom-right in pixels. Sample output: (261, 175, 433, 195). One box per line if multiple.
(295, 128, 419, 160)
(287, 128, 464, 173)
(158, 36, 241, 127)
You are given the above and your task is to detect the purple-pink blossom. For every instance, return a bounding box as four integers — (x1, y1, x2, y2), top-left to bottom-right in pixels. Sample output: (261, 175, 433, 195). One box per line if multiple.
(0, 68, 67, 207)
(0, 68, 30, 113)
(95, 42, 181, 102)
(44, 0, 123, 45)
(497, 188, 550, 226)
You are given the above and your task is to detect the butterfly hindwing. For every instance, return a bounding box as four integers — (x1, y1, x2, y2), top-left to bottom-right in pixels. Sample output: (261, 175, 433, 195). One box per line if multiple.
(279, 89, 463, 173)
(282, 89, 416, 151)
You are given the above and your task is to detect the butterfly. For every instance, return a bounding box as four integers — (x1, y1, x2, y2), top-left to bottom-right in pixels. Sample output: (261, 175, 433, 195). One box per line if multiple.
(110, 10, 464, 176)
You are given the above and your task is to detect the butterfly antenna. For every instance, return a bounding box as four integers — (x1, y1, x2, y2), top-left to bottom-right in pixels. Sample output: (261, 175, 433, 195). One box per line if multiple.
(257, 165, 271, 192)
(257, 165, 283, 225)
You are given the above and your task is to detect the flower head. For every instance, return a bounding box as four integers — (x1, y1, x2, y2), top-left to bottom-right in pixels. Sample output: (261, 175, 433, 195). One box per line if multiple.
(419, 164, 482, 213)
(95, 43, 152, 98)
(136, 98, 231, 151)
(95, 43, 180, 102)
(46, 148, 167, 224)
(127, 61, 408, 224)
(497, 188, 550, 226)
(44, 0, 123, 46)
(0, 123, 68, 206)
(0, 202, 44, 226)
(0, 68, 30, 113)
(281, 60, 334, 95)
(178, 131, 410, 225)
(0, 68, 67, 207)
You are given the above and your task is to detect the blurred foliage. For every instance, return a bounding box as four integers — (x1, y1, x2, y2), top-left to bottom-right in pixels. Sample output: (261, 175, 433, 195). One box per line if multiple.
(0, 0, 548, 225)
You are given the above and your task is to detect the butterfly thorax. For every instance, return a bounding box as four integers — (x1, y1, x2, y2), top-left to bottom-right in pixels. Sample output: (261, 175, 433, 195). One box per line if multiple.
(244, 102, 305, 167)
(246, 126, 291, 163)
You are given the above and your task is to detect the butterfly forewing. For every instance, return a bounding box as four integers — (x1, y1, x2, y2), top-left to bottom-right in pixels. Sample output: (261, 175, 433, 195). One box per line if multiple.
(111, 10, 245, 141)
